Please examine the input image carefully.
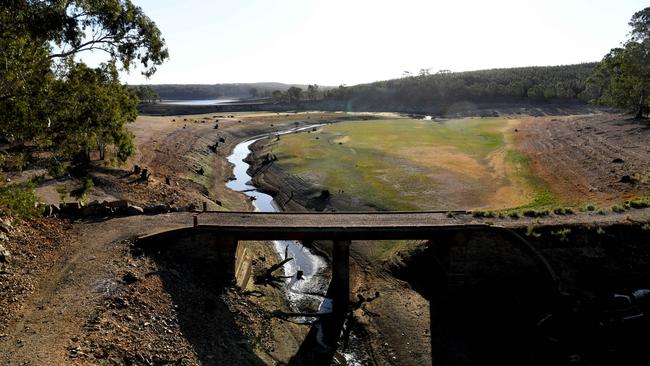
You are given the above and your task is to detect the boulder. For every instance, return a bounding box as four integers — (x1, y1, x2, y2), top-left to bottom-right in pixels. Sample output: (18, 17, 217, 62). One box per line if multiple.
(126, 205, 144, 215)
(0, 244, 10, 269)
(107, 200, 130, 208)
(143, 204, 170, 215)
(620, 175, 636, 184)
(0, 218, 13, 233)
(0, 232, 7, 242)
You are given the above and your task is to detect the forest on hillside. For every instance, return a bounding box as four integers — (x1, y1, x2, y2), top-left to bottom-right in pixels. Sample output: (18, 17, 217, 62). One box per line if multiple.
(145, 83, 317, 100)
(323, 63, 600, 109)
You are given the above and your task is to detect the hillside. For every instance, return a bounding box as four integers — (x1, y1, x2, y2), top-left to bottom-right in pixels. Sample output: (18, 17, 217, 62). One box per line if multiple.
(323, 63, 600, 111)
(141, 83, 326, 100)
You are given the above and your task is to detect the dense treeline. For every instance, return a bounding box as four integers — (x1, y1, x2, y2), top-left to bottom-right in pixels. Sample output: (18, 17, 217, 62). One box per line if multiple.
(323, 63, 599, 108)
(144, 83, 316, 100)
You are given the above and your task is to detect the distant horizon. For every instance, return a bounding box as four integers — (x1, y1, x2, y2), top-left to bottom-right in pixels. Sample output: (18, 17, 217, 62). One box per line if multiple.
(129, 61, 600, 87)
(73, 0, 645, 86)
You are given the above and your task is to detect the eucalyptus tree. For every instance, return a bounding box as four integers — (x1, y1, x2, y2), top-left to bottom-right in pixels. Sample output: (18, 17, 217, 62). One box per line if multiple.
(589, 7, 650, 118)
(0, 0, 168, 161)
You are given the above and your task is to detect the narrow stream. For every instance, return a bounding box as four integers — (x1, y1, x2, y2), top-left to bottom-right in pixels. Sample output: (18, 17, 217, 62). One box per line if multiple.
(224, 124, 365, 365)
(225, 125, 330, 311)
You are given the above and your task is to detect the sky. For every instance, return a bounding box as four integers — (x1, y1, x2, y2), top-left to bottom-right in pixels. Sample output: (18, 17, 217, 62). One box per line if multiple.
(84, 0, 647, 86)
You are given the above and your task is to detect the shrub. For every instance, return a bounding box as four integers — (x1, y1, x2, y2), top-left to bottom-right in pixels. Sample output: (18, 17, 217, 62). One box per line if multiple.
(628, 199, 650, 209)
(0, 183, 42, 219)
(611, 205, 625, 213)
(508, 212, 519, 219)
(596, 226, 605, 235)
(526, 225, 541, 238)
(551, 228, 572, 242)
(72, 177, 94, 199)
(47, 158, 66, 178)
(523, 209, 549, 218)
(586, 204, 596, 211)
(473, 210, 495, 218)
(55, 185, 69, 203)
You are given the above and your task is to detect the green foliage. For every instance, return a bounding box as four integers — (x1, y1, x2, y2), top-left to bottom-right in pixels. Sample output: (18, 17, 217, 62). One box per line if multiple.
(325, 63, 598, 108)
(472, 210, 495, 218)
(133, 85, 160, 104)
(46, 158, 66, 178)
(1, 1, 166, 164)
(596, 226, 606, 235)
(1, 152, 29, 172)
(523, 209, 550, 218)
(586, 204, 596, 211)
(72, 177, 94, 199)
(508, 211, 520, 219)
(641, 223, 650, 230)
(0, 183, 42, 219)
(506, 150, 556, 208)
(551, 228, 572, 242)
(628, 199, 650, 208)
(526, 225, 541, 238)
(55, 185, 68, 204)
(589, 7, 650, 118)
(553, 207, 574, 215)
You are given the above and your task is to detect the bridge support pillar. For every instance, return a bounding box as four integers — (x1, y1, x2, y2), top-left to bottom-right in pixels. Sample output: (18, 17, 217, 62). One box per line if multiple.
(332, 240, 350, 319)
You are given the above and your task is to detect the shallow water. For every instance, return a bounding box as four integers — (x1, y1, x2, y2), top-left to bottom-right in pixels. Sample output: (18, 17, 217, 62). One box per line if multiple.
(225, 125, 328, 311)
(160, 98, 238, 105)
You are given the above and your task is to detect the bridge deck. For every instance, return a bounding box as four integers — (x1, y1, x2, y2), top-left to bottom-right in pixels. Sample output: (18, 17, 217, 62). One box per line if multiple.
(192, 211, 484, 240)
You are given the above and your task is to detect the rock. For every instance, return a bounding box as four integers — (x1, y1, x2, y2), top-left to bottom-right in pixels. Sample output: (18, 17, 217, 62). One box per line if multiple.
(122, 272, 139, 284)
(620, 175, 636, 184)
(126, 205, 144, 215)
(143, 204, 170, 214)
(0, 218, 13, 233)
(196, 167, 205, 175)
(0, 232, 7, 241)
(0, 244, 10, 268)
(612, 158, 624, 163)
(50, 204, 60, 215)
(61, 202, 81, 215)
(107, 200, 129, 208)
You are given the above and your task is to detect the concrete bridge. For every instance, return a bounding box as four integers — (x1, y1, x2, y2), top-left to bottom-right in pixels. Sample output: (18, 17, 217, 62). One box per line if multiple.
(137, 211, 560, 365)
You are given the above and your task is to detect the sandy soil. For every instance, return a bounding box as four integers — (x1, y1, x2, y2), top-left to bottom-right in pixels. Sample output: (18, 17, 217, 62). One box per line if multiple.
(519, 113, 650, 206)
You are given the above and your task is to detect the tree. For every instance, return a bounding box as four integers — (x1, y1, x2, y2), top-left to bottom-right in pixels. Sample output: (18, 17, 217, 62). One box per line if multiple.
(248, 87, 259, 98)
(52, 63, 138, 162)
(307, 84, 319, 100)
(589, 7, 650, 118)
(287, 86, 303, 103)
(134, 86, 160, 104)
(0, 1, 167, 162)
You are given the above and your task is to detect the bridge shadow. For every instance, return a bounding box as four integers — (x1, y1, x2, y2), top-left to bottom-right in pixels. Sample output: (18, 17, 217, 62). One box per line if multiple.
(391, 229, 561, 366)
(138, 232, 266, 366)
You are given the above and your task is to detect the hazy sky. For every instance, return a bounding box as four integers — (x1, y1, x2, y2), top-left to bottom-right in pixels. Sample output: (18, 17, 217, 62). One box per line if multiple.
(93, 0, 646, 86)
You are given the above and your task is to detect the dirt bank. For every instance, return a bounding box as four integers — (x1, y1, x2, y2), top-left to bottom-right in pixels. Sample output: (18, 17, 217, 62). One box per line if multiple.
(0, 112, 351, 364)
(244, 112, 650, 365)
